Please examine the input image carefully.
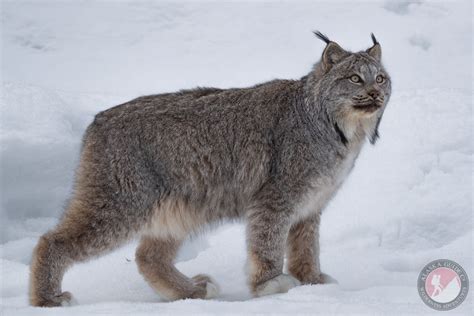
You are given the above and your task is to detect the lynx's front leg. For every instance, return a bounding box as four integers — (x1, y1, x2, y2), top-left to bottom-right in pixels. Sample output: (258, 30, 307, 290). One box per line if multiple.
(286, 213, 335, 284)
(246, 199, 301, 297)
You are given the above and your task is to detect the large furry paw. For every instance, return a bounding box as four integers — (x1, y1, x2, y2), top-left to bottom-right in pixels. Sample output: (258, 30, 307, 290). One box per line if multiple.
(254, 274, 301, 297)
(31, 291, 76, 307)
(319, 273, 338, 284)
(294, 272, 339, 285)
(192, 274, 220, 299)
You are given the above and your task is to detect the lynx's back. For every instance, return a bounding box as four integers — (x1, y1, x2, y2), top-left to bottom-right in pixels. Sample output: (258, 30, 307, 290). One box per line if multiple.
(80, 79, 301, 226)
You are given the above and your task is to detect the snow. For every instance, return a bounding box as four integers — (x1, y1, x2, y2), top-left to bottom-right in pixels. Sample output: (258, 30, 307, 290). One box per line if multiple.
(1, 0, 472, 315)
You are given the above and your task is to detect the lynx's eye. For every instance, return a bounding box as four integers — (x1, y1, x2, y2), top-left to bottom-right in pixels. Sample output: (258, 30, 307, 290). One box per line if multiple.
(376, 75, 385, 84)
(349, 75, 362, 83)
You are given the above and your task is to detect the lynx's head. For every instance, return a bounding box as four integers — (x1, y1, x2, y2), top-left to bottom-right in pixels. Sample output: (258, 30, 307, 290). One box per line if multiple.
(310, 31, 392, 144)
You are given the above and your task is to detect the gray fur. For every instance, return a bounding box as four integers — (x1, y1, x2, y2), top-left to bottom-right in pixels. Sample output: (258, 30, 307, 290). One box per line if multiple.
(29, 34, 391, 306)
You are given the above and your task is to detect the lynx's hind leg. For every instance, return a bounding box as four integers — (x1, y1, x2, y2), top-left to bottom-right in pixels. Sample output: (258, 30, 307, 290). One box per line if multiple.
(29, 196, 145, 307)
(135, 236, 220, 301)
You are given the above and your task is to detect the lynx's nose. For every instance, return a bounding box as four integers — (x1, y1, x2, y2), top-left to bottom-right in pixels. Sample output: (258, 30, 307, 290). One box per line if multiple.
(367, 89, 380, 99)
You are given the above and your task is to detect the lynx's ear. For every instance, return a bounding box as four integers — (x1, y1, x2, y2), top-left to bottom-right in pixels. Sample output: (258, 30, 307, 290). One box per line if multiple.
(366, 33, 381, 61)
(313, 31, 348, 71)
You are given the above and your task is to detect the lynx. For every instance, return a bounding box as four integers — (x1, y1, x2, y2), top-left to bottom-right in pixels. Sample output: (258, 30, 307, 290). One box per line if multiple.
(30, 32, 391, 306)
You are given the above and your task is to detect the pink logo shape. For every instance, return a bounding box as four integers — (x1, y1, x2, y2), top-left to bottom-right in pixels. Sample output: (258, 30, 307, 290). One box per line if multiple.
(425, 267, 461, 303)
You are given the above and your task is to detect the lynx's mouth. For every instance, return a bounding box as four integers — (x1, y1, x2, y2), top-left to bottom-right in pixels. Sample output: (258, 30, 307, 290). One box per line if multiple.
(352, 102, 381, 113)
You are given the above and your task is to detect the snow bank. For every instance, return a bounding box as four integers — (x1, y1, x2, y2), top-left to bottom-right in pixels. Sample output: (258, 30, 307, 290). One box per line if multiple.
(1, 0, 472, 315)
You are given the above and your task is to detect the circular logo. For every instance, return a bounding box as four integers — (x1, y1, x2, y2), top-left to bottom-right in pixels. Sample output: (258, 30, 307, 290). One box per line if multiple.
(418, 259, 469, 310)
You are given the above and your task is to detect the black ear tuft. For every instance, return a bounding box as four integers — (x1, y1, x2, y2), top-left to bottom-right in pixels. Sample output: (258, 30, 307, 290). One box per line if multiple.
(371, 33, 379, 45)
(313, 30, 331, 44)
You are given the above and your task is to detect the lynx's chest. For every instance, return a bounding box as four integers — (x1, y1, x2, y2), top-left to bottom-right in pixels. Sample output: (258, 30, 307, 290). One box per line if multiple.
(293, 148, 360, 222)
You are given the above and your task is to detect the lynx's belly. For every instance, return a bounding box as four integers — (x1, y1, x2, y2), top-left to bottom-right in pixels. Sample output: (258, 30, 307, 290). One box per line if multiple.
(293, 150, 359, 222)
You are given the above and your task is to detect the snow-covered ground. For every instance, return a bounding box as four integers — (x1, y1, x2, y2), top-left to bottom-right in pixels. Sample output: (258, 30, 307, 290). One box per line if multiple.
(1, 0, 472, 315)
